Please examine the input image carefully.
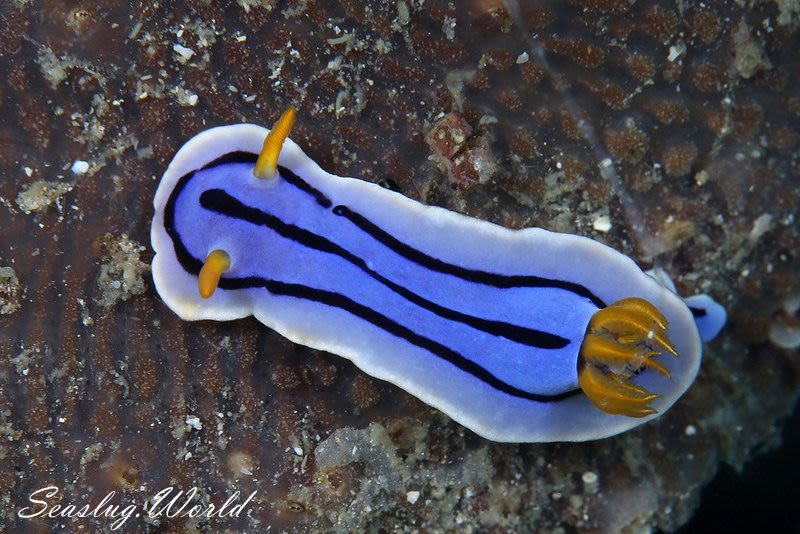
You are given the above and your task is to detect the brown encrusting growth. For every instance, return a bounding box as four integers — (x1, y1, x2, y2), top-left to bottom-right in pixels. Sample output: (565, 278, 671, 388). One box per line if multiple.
(662, 142, 699, 178)
(604, 123, 650, 164)
(0, 1, 798, 532)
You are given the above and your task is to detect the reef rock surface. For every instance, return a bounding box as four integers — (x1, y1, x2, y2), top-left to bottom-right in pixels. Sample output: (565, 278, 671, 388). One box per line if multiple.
(0, 1, 798, 531)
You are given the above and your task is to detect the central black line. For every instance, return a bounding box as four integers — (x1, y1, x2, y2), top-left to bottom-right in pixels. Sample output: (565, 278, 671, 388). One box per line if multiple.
(200, 188, 569, 350)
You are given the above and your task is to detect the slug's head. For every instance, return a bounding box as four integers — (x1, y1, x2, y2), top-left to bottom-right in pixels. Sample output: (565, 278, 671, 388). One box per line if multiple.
(194, 107, 295, 300)
(578, 297, 678, 418)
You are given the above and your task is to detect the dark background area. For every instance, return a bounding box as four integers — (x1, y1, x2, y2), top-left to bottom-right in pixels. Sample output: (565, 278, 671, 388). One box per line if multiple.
(679, 400, 800, 533)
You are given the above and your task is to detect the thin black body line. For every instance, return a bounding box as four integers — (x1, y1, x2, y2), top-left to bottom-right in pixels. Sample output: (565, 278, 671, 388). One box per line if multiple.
(331, 204, 607, 308)
(200, 188, 569, 350)
(275, 165, 606, 308)
(162, 166, 582, 402)
(199, 151, 259, 170)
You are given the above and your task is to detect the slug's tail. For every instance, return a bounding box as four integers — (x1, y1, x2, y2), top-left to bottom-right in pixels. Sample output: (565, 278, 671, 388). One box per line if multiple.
(685, 294, 727, 342)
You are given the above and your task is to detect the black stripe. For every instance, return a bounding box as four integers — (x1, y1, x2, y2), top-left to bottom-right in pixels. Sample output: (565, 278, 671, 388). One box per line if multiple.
(200, 188, 569, 349)
(279, 166, 333, 208)
(689, 306, 707, 318)
(331, 204, 607, 308)
(163, 165, 581, 402)
(200, 151, 258, 170)
(215, 276, 577, 403)
(163, 172, 204, 274)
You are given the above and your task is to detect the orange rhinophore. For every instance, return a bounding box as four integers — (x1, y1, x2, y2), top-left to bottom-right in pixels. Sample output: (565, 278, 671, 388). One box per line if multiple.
(198, 249, 230, 298)
(254, 106, 296, 179)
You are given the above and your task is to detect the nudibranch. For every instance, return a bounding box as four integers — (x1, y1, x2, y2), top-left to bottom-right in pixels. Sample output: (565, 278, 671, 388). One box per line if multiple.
(151, 109, 725, 442)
